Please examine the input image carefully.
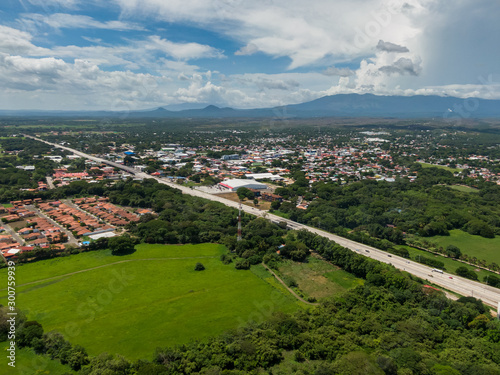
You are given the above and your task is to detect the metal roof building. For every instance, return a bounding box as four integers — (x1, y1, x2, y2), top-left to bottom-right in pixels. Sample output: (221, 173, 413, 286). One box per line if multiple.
(219, 179, 268, 191)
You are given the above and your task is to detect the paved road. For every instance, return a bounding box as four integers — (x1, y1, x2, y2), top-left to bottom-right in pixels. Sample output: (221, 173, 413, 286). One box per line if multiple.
(2, 223, 25, 246)
(26, 135, 500, 309)
(46, 176, 56, 189)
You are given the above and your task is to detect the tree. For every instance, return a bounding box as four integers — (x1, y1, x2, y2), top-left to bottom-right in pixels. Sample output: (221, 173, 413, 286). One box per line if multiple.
(455, 266, 478, 281)
(236, 187, 254, 201)
(67, 345, 89, 371)
(17, 321, 43, 348)
(123, 155, 135, 166)
(194, 262, 205, 271)
(108, 235, 136, 255)
(43, 331, 71, 360)
(235, 259, 250, 270)
(445, 245, 461, 259)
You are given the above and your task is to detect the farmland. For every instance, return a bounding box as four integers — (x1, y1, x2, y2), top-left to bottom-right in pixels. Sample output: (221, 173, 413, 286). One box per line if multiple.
(426, 229, 500, 265)
(0, 244, 301, 360)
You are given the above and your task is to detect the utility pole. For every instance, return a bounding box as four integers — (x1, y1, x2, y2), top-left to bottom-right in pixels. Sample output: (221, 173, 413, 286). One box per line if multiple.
(237, 201, 242, 242)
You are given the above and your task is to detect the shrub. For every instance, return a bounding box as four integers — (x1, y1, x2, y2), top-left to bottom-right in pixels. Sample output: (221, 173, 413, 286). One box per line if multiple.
(194, 262, 205, 271)
(235, 259, 250, 270)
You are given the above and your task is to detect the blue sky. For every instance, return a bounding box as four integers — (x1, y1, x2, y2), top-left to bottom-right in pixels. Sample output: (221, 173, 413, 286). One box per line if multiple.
(0, 0, 499, 110)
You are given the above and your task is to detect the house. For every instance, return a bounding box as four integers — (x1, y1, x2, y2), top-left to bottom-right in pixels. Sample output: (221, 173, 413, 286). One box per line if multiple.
(32, 238, 49, 247)
(17, 228, 32, 236)
(0, 235, 14, 243)
(2, 215, 19, 223)
(261, 193, 283, 202)
(25, 232, 45, 241)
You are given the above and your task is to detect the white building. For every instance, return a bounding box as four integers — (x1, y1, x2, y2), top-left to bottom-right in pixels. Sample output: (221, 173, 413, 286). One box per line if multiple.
(219, 179, 268, 191)
(246, 173, 283, 181)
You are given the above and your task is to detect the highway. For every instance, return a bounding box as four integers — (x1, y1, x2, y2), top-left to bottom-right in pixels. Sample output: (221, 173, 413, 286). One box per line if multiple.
(26, 135, 500, 310)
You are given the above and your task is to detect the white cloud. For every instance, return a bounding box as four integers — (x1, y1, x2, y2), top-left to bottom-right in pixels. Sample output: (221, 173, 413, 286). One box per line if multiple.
(379, 57, 421, 76)
(112, 0, 426, 69)
(20, 0, 80, 10)
(144, 36, 223, 60)
(0, 53, 174, 109)
(0, 25, 48, 55)
(3, 0, 500, 110)
(235, 43, 258, 56)
(376, 40, 409, 53)
(322, 66, 355, 77)
(21, 13, 145, 31)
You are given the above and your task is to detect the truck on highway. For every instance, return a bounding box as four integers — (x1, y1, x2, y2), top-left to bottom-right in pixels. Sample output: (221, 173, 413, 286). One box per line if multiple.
(431, 268, 443, 274)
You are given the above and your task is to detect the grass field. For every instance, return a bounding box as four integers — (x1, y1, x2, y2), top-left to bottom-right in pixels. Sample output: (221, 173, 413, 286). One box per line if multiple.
(217, 192, 272, 210)
(418, 162, 463, 173)
(448, 185, 479, 193)
(0, 244, 301, 361)
(277, 257, 364, 300)
(395, 244, 500, 281)
(425, 229, 500, 265)
(1, 348, 75, 375)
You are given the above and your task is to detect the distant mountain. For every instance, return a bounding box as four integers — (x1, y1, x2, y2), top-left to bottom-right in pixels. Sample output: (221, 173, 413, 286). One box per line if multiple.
(282, 94, 500, 118)
(1, 94, 500, 119)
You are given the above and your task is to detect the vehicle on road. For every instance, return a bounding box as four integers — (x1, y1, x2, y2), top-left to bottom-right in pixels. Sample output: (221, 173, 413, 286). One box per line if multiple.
(449, 276, 453, 279)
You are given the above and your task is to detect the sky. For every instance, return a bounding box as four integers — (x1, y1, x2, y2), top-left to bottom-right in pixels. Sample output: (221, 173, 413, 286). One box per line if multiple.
(0, 0, 499, 111)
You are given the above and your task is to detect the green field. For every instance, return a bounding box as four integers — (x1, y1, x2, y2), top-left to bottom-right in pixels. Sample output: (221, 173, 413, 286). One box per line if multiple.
(1, 348, 75, 375)
(0, 244, 301, 361)
(448, 185, 479, 193)
(418, 162, 463, 173)
(396, 244, 499, 281)
(426, 229, 500, 265)
(278, 257, 364, 300)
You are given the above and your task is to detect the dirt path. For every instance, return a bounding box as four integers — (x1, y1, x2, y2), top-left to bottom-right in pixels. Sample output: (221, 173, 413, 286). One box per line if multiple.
(261, 263, 319, 306)
(2, 256, 217, 289)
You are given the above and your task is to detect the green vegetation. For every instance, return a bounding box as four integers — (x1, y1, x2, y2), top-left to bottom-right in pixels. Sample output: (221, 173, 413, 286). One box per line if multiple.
(10, 348, 75, 375)
(115, 231, 500, 374)
(448, 185, 479, 193)
(396, 245, 500, 281)
(428, 229, 500, 265)
(418, 162, 463, 173)
(277, 257, 363, 300)
(0, 244, 300, 360)
(323, 268, 365, 290)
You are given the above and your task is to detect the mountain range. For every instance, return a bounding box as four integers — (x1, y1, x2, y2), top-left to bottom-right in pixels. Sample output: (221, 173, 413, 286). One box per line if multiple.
(1, 94, 499, 119)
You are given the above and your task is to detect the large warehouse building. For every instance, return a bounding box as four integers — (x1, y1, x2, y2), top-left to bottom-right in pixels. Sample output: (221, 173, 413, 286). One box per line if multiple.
(218, 179, 268, 191)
